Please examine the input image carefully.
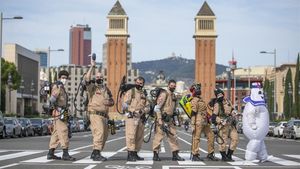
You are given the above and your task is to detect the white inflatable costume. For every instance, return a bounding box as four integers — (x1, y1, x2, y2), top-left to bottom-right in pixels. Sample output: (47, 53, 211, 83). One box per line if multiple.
(242, 82, 271, 162)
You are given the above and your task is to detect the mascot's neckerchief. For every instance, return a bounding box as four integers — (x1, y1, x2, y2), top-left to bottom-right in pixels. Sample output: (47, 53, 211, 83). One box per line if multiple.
(243, 96, 266, 106)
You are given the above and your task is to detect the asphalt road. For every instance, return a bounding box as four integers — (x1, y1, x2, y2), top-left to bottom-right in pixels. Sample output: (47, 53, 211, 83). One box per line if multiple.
(0, 126, 300, 169)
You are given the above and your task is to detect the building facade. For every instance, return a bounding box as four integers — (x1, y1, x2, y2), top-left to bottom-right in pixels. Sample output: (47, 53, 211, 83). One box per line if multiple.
(69, 24, 92, 66)
(3, 43, 40, 117)
(194, 2, 217, 103)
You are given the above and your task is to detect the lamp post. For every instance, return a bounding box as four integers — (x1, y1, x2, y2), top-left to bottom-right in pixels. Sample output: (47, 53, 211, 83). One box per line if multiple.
(7, 72, 13, 113)
(0, 12, 23, 111)
(288, 82, 292, 119)
(30, 80, 35, 115)
(260, 49, 277, 117)
(48, 46, 64, 67)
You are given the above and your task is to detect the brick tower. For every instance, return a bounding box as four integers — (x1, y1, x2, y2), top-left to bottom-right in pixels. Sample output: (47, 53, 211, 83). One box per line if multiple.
(105, 0, 129, 112)
(193, 1, 217, 102)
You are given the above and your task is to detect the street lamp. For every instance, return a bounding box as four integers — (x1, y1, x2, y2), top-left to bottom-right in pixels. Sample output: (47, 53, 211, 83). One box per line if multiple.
(288, 82, 292, 119)
(260, 49, 277, 117)
(7, 72, 13, 113)
(0, 12, 23, 111)
(30, 80, 35, 115)
(48, 46, 64, 67)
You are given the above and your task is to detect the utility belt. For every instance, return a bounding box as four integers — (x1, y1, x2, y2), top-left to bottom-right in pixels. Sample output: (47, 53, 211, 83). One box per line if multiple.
(89, 111, 108, 118)
(162, 113, 173, 123)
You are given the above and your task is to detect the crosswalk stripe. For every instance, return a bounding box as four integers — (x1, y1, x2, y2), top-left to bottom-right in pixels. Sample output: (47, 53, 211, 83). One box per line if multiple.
(74, 152, 116, 164)
(177, 153, 205, 165)
(267, 156, 300, 166)
(0, 150, 7, 153)
(283, 154, 300, 160)
(215, 154, 257, 166)
(21, 151, 79, 163)
(0, 151, 43, 161)
(0, 163, 19, 169)
(126, 152, 154, 165)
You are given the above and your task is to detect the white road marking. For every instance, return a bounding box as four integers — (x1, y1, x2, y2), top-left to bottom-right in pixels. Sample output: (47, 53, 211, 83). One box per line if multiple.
(0, 163, 19, 169)
(283, 154, 300, 160)
(0, 151, 43, 161)
(177, 136, 207, 153)
(83, 165, 96, 169)
(70, 136, 126, 151)
(177, 152, 205, 165)
(126, 152, 154, 165)
(267, 156, 300, 166)
(21, 151, 79, 163)
(215, 154, 257, 166)
(162, 166, 242, 169)
(74, 152, 116, 164)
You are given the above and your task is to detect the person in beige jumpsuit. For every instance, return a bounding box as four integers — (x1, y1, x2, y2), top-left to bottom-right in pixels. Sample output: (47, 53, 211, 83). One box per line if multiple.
(47, 70, 76, 161)
(86, 60, 114, 161)
(189, 83, 218, 161)
(152, 79, 184, 161)
(211, 88, 239, 161)
(122, 76, 150, 161)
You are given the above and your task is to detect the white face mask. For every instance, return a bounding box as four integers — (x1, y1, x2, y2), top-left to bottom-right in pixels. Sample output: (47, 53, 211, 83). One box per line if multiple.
(60, 79, 67, 85)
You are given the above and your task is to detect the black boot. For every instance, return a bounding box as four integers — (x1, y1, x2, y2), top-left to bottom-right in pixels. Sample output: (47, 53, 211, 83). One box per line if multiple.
(92, 150, 107, 161)
(153, 151, 161, 161)
(220, 151, 230, 161)
(207, 152, 219, 161)
(172, 151, 185, 161)
(226, 149, 235, 162)
(134, 151, 144, 160)
(191, 154, 202, 161)
(47, 148, 61, 160)
(62, 149, 76, 161)
(127, 151, 136, 161)
(90, 149, 96, 159)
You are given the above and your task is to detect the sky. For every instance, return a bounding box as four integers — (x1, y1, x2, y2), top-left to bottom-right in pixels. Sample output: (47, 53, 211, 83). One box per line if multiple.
(1, 0, 299, 68)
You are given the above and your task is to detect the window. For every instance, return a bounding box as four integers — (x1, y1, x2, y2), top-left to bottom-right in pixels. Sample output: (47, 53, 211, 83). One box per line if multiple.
(198, 20, 214, 30)
(110, 19, 125, 29)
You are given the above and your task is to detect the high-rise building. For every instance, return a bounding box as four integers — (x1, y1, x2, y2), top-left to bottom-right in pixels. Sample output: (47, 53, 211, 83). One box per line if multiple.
(104, 1, 130, 112)
(194, 2, 217, 102)
(35, 50, 48, 67)
(69, 24, 91, 66)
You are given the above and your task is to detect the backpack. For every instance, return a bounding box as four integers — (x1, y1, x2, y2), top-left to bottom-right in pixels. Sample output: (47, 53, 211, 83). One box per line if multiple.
(148, 87, 166, 117)
(179, 94, 193, 119)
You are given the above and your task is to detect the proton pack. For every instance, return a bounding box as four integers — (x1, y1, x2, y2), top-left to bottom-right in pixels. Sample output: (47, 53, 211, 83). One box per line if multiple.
(148, 87, 166, 117)
(40, 81, 67, 117)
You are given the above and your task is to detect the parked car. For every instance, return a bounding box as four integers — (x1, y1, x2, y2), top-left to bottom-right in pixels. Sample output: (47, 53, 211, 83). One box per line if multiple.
(18, 118, 35, 137)
(30, 118, 48, 136)
(236, 121, 243, 134)
(268, 122, 277, 136)
(4, 117, 22, 138)
(0, 111, 5, 138)
(283, 119, 300, 139)
(273, 121, 287, 137)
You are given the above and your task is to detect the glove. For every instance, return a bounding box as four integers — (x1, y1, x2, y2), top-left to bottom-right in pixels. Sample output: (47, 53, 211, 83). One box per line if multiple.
(122, 103, 128, 111)
(154, 105, 161, 113)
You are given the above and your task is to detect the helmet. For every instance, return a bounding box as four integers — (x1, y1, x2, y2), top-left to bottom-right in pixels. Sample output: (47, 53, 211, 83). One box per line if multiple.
(214, 88, 224, 98)
(190, 83, 201, 96)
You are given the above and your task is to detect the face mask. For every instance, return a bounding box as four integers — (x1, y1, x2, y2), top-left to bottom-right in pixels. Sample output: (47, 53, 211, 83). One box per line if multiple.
(60, 79, 67, 85)
(169, 88, 176, 92)
(96, 79, 103, 85)
(136, 85, 143, 90)
(217, 97, 224, 102)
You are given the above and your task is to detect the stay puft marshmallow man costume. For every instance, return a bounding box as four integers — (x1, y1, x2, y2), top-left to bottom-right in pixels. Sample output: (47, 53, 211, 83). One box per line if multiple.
(242, 82, 271, 162)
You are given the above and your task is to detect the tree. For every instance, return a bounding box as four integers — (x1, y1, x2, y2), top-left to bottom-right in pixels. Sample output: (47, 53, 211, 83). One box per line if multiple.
(283, 68, 293, 119)
(294, 53, 300, 118)
(264, 78, 274, 120)
(1, 58, 21, 112)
